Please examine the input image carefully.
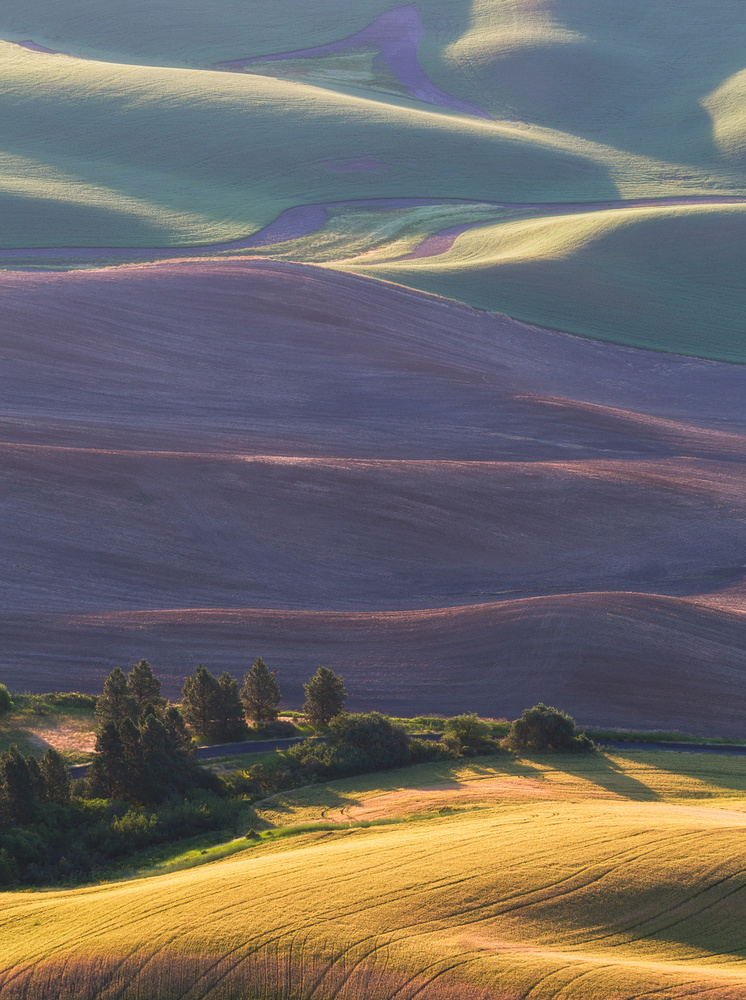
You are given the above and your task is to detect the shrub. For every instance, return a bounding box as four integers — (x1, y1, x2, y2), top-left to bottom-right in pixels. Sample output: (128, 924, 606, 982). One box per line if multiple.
(252, 720, 298, 739)
(45, 692, 98, 709)
(0, 685, 12, 715)
(508, 703, 595, 754)
(443, 714, 500, 757)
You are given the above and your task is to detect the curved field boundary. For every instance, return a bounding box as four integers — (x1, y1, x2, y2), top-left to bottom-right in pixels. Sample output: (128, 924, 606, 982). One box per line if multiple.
(393, 194, 746, 260)
(3, 195, 745, 263)
(4, 591, 746, 735)
(12, 39, 64, 54)
(215, 5, 491, 119)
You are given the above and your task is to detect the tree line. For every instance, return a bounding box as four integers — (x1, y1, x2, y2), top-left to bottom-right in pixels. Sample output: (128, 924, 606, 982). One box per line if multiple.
(0, 651, 593, 888)
(96, 658, 347, 744)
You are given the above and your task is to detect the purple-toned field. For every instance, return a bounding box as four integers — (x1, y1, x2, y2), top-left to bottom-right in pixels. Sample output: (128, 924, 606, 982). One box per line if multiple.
(1, 260, 744, 731)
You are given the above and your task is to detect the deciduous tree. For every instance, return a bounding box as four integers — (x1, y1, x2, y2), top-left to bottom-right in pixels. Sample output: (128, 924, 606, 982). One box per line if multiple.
(0, 684, 12, 715)
(508, 703, 595, 754)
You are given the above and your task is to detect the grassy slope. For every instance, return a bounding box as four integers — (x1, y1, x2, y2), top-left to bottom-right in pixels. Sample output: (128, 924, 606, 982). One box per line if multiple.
(2, 752, 746, 998)
(0, 41, 628, 249)
(433, 0, 746, 164)
(2, 1, 746, 359)
(333, 203, 746, 361)
(2, 0, 746, 249)
(4, 0, 746, 175)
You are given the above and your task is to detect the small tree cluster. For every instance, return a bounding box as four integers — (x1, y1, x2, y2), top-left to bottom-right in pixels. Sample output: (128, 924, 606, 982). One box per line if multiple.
(182, 665, 247, 743)
(0, 746, 71, 829)
(181, 660, 348, 738)
(90, 659, 349, 747)
(508, 703, 595, 754)
(87, 707, 214, 805)
(95, 660, 164, 730)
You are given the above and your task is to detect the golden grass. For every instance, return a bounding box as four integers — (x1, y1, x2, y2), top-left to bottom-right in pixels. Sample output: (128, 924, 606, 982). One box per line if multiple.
(2, 751, 746, 998)
(0, 696, 96, 762)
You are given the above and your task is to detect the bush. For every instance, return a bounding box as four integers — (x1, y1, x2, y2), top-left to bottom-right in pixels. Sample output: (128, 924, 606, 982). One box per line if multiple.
(246, 713, 450, 793)
(442, 714, 500, 757)
(252, 720, 298, 739)
(0, 685, 12, 715)
(508, 703, 595, 754)
(44, 692, 97, 709)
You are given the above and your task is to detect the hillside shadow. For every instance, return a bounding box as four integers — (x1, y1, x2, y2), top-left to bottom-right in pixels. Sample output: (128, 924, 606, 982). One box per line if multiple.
(441, 0, 746, 169)
(610, 748, 746, 798)
(540, 751, 660, 801)
(533, 0, 746, 166)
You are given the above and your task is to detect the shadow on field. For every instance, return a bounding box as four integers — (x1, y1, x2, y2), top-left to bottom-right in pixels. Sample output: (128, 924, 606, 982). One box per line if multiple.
(261, 786, 362, 820)
(543, 752, 660, 801)
(610, 749, 746, 798)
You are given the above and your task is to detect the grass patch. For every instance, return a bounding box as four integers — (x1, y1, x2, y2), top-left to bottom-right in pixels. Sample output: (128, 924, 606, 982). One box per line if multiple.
(0, 693, 97, 763)
(4, 747, 746, 998)
(585, 726, 746, 745)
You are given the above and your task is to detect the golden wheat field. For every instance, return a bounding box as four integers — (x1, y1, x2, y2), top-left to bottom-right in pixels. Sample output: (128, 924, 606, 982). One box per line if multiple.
(2, 750, 746, 999)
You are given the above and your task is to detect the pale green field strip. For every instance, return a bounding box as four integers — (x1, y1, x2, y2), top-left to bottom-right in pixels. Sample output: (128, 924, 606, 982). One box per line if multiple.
(3, 0, 746, 184)
(2, 752, 746, 998)
(328, 201, 746, 362)
(1, 35, 746, 251)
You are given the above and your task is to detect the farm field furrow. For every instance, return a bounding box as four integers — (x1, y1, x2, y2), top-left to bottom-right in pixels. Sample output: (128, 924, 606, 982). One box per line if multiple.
(2, 754, 746, 999)
(0, 261, 744, 731)
(2, 1, 746, 996)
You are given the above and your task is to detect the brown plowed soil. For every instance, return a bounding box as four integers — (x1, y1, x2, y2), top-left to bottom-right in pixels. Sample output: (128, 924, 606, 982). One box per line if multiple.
(1, 259, 744, 729)
(2, 592, 744, 735)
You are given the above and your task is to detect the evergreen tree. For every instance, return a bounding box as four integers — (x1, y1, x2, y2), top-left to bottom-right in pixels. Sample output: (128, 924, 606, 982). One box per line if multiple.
(118, 717, 146, 802)
(181, 665, 222, 742)
(25, 755, 46, 802)
(303, 666, 347, 727)
(164, 705, 194, 756)
(127, 659, 165, 713)
(217, 672, 248, 741)
(39, 748, 72, 805)
(240, 658, 281, 723)
(87, 723, 128, 799)
(0, 746, 37, 826)
(139, 714, 171, 802)
(95, 667, 138, 729)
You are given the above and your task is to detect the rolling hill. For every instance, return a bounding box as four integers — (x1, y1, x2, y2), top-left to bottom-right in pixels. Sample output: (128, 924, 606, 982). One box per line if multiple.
(0, 0, 744, 726)
(0, 261, 743, 732)
(2, 752, 746, 999)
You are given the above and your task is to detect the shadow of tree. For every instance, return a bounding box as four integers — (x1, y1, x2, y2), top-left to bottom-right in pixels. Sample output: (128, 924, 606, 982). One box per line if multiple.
(609, 748, 746, 798)
(528, 751, 661, 801)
